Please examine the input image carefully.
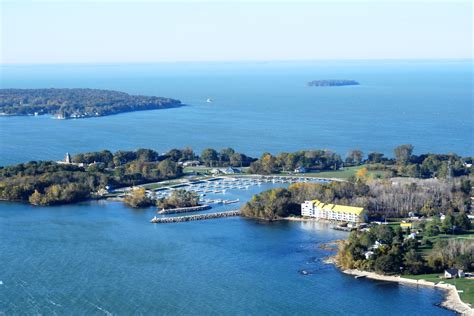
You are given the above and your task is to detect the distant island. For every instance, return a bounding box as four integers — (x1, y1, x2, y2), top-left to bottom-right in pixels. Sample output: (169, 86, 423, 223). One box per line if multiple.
(0, 88, 183, 119)
(307, 80, 360, 87)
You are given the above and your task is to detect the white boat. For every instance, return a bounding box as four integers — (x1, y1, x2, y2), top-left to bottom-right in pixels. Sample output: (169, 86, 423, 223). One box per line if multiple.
(206, 98, 213, 103)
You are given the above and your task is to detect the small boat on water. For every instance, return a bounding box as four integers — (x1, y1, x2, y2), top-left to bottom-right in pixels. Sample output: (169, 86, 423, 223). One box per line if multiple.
(206, 98, 213, 103)
(223, 199, 240, 205)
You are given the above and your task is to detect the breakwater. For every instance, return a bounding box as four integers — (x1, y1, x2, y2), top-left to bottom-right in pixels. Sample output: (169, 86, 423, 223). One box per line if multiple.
(150, 210, 240, 223)
(157, 204, 211, 215)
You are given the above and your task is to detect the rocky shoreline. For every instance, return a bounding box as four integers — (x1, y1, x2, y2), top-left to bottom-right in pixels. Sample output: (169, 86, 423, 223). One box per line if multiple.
(341, 269, 473, 315)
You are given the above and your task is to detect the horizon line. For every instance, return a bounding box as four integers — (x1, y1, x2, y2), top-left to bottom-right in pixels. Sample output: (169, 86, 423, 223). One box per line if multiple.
(1, 57, 473, 67)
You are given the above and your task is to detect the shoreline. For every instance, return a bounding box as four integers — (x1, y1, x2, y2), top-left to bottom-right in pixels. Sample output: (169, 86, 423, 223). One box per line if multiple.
(341, 268, 473, 315)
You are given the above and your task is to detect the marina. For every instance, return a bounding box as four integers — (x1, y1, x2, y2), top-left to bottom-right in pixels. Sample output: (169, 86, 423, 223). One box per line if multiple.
(114, 175, 332, 202)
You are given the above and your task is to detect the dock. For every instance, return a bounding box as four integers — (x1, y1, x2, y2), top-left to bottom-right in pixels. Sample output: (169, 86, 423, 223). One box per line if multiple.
(150, 210, 241, 223)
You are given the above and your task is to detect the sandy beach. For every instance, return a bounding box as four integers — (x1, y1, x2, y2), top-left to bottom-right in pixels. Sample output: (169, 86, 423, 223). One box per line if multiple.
(343, 269, 474, 315)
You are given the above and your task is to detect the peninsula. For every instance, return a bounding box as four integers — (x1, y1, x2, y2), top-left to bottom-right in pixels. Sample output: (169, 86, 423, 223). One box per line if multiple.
(307, 79, 360, 87)
(0, 88, 182, 119)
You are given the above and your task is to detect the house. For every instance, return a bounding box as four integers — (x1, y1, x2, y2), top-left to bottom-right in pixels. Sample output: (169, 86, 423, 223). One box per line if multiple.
(301, 199, 367, 223)
(364, 251, 375, 259)
(210, 168, 223, 175)
(444, 268, 465, 279)
(400, 222, 413, 230)
(294, 166, 307, 173)
(370, 241, 384, 250)
(182, 160, 201, 167)
(224, 167, 241, 174)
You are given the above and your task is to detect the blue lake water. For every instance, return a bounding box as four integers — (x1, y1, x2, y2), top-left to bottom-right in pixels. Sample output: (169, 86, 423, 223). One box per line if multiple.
(0, 60, 471, 314)
(0, 186, 452, 315)
(0, 60, 472, 166)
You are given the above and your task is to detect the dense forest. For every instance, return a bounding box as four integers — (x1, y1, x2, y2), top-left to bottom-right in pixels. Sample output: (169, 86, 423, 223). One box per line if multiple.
(247, 145, 472, 179)
(0, 88, 182, 118)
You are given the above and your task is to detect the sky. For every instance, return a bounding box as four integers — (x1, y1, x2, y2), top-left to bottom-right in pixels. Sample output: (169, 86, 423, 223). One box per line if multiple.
(0, 0, 472, 64)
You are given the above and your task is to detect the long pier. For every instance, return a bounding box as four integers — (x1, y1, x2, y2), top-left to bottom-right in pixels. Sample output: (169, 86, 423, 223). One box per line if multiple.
(150, 210, 240, 223)
(157, 204, 211, 215)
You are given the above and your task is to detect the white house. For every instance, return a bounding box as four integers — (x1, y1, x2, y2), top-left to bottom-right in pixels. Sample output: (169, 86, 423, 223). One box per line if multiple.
(301, 199, 367, 223)
(364, 251, 375, 259)
(444, 268, 465, 279)
(294, 166, 307, 173)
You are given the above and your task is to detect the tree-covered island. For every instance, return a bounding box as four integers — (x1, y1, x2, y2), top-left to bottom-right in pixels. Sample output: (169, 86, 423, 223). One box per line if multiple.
(0, 88, 183, 119)
(307, 79, 360, 87)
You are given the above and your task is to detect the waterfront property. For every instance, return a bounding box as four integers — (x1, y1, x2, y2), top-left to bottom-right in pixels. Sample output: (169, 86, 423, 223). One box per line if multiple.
(444, 268, 465, 279)
(301, 199, 367, 223)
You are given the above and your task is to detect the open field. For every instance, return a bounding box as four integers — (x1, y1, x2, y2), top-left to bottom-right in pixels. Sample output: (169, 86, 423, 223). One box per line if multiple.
(297, 165, 389, 180)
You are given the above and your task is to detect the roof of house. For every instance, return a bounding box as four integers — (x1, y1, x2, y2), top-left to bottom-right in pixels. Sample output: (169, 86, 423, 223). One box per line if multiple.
(309, 199, 365, 215)
(445, 268, 459, 275)
(400, 222, 413, 227)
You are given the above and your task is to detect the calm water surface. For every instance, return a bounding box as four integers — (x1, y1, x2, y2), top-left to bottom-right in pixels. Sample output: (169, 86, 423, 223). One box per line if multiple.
(0, 60, 472, 166)
(0, 184, 454, 315)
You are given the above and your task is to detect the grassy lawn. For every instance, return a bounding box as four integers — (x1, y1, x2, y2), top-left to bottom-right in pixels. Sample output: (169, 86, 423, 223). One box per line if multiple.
(417, 231, 474, 256)
(405, 273, 474, 305)
(142, 180, 184, 190)
(183, 166, 214, 174)
(298, 165, 389, 180)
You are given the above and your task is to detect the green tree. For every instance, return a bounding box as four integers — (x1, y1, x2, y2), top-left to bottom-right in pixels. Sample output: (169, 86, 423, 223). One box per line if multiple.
(394, 144, 414, 165)
(230, 153, 244, 167)
(424, 222, 440, 237)
(374, 225, 394, 244)
(454, 212, 471, 231)
(442, 212, 455, 233)
(158, 189, 199, 208)
(201, 148, 218, 167)
(367, 152, 384, 164)
(403, 249, 425, 274)
(346, 150, 364, 166)
(219, 148, 235, 165)
(158, 159, 179, 178)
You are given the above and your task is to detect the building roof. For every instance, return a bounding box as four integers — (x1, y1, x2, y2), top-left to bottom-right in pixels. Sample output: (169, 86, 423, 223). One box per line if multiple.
(309, 199, 364, 215)
(445, 268, 459, 275)
(400, 222, 412, 227)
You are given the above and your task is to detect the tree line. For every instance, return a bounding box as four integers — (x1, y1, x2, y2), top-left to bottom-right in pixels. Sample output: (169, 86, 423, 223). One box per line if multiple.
(0, 145, 471, 206)
(241, 177, 471, 220)
(0, 150, 183, 205)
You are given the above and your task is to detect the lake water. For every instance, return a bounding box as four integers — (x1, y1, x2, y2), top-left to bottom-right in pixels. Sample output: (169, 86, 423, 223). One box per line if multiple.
(0, 60, 471, 314)
(0, 184, 452, 315)
(0, 60, 472, 166)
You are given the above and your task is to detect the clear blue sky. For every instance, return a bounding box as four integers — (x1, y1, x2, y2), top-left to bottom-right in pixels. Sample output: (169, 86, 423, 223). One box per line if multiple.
(1, 0, 472, 64)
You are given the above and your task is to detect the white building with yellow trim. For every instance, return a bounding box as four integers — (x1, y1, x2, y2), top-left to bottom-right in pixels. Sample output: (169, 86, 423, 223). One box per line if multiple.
(301, 199, 367, 223)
